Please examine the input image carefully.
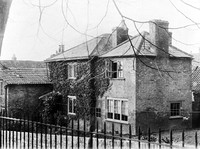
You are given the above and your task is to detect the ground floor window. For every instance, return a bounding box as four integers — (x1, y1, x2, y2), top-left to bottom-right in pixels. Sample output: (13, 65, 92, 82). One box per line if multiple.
(96, 108, 101, 117)
(107, 98, 128, 122)
(68, 96, 76, 115)
(170, 102, 182, 117)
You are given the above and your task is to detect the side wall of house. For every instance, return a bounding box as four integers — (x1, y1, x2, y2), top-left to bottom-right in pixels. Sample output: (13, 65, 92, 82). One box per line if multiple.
(99, 57, 136, 134)
(136, 57, 192, 132)
(7, 84, 53, 117)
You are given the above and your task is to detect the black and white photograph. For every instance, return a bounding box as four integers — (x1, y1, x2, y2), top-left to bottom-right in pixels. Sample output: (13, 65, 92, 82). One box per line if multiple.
(0, 0, 200, 148)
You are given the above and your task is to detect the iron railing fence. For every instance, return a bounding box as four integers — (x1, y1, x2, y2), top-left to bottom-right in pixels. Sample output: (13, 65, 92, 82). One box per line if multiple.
(0, 113, 197, 149)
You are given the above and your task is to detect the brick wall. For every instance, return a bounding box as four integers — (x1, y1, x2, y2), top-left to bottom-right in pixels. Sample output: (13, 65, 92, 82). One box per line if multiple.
(100, 57, 136, 134)
(136, 56, 192, 132)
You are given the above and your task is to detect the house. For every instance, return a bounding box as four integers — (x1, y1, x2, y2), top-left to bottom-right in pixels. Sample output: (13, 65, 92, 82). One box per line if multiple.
(0, 60, 53, 117)
(46, 20, 192, 134)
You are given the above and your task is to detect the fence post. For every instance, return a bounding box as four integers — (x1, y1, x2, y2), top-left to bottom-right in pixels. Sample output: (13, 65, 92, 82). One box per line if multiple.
(50, 124, 52, 149)
(170, 129, 173, 146)
(72, 120, 74, 149)
(0, 115, 1, 148)
(96, 121, 99, 149)
(8, 114, 11, 148)
(120, 123, 122, 149)
(182, 129, 184, 147)
(148, 127, 150, 148)
(84, 118, 86, 149)
(2, 112, 4, 147)
(129, 124, 131, 149)
(28, 115, 30, 149)
(138, 126, 141, 149)
(60, 125, 62, 149)
(104, 122, 106, 149)
(40, 117, 43, 149)
(112, 123, 114, 149)
(23, 114, 26, 149)
(77, 119, 80, 149)
(158, 128, 161, 145)
(195, 131, 198, 148)
(31, 115, 34, 149)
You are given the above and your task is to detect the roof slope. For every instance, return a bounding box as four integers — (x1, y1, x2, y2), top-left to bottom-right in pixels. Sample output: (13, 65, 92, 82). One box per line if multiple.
(46, 34, 112, 62)
(46, 31, 192, 62)
(0, 60, 46, 69)
(0, 68, 51, 85)
(101, 32, 192, 58)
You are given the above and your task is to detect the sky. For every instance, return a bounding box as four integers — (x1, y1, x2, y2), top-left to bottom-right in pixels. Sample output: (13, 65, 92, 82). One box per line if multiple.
(1, 0, 200, 61)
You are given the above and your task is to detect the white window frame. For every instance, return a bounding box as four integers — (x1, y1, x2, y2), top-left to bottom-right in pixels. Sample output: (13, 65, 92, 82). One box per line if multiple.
(68, 96, 76, 115)
(106, 60, 123, 78)
(106, 97, 128, 123)
(68, 64, 77, 79)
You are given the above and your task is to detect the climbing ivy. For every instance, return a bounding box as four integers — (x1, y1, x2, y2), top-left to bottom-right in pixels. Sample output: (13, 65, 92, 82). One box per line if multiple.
(41, 57, 110, 125)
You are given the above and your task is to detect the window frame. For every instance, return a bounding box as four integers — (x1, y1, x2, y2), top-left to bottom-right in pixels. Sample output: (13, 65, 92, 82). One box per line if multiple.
(170, 102, 182, 118)
(68, 96, 76, 115)
(96, 108, 101, 118)
(106, 60, 123, 79)
(106, 97, 128, 123)
(68, 63, 77, 79)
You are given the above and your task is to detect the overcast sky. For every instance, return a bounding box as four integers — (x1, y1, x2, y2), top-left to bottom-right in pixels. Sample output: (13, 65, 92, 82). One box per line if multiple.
(1, 0, 200, 61)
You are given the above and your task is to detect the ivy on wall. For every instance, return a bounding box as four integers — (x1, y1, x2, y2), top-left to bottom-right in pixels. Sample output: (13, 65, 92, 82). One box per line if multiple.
(42, 57, 110, 125)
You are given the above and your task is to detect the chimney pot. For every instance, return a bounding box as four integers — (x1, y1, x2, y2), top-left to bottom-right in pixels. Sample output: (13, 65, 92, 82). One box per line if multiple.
(59, 45, 64, 53)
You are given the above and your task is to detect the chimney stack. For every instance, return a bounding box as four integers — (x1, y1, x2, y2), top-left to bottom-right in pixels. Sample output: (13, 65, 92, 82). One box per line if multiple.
(112, 20, 128, 47)
(149, 20, 170, 58)
(59, 45, 64, 53)
(12, 54, 17, 61)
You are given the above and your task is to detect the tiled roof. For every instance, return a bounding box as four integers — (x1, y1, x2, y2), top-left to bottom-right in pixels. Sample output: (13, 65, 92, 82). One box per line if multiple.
(0, 60, 46, 69)
(0, 68, 51, 85)
(46, 31, 192, 62)
(192, 67, 200, 92)
(101, 32, 192, 58)
(45, 34, 112, 62)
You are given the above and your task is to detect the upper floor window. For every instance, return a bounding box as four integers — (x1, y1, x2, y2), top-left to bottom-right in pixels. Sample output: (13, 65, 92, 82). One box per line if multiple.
(170, 102, 182, 117)
(68, 96, 76, 115)
(106, 60, 123, 78)
(107, 97, 128, 122)
(68, 64, 77, 79)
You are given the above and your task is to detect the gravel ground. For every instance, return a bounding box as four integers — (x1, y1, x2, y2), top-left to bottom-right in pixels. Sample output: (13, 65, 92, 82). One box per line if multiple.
(151, 128, 200, 149)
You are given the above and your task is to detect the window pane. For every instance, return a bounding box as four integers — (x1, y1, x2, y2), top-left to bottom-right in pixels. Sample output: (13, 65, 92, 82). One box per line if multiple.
(74, 65, 77, 77)
(68, 65, 72, 78)
(114, 100, 120, 120)
(69, 99, 73, 113)
(122, 101, 128, 121)
(96, 108, 101, 117)
(170, 103, 180, 116)
(107, 100, 113, 119)
(112, 62, 117, 78)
